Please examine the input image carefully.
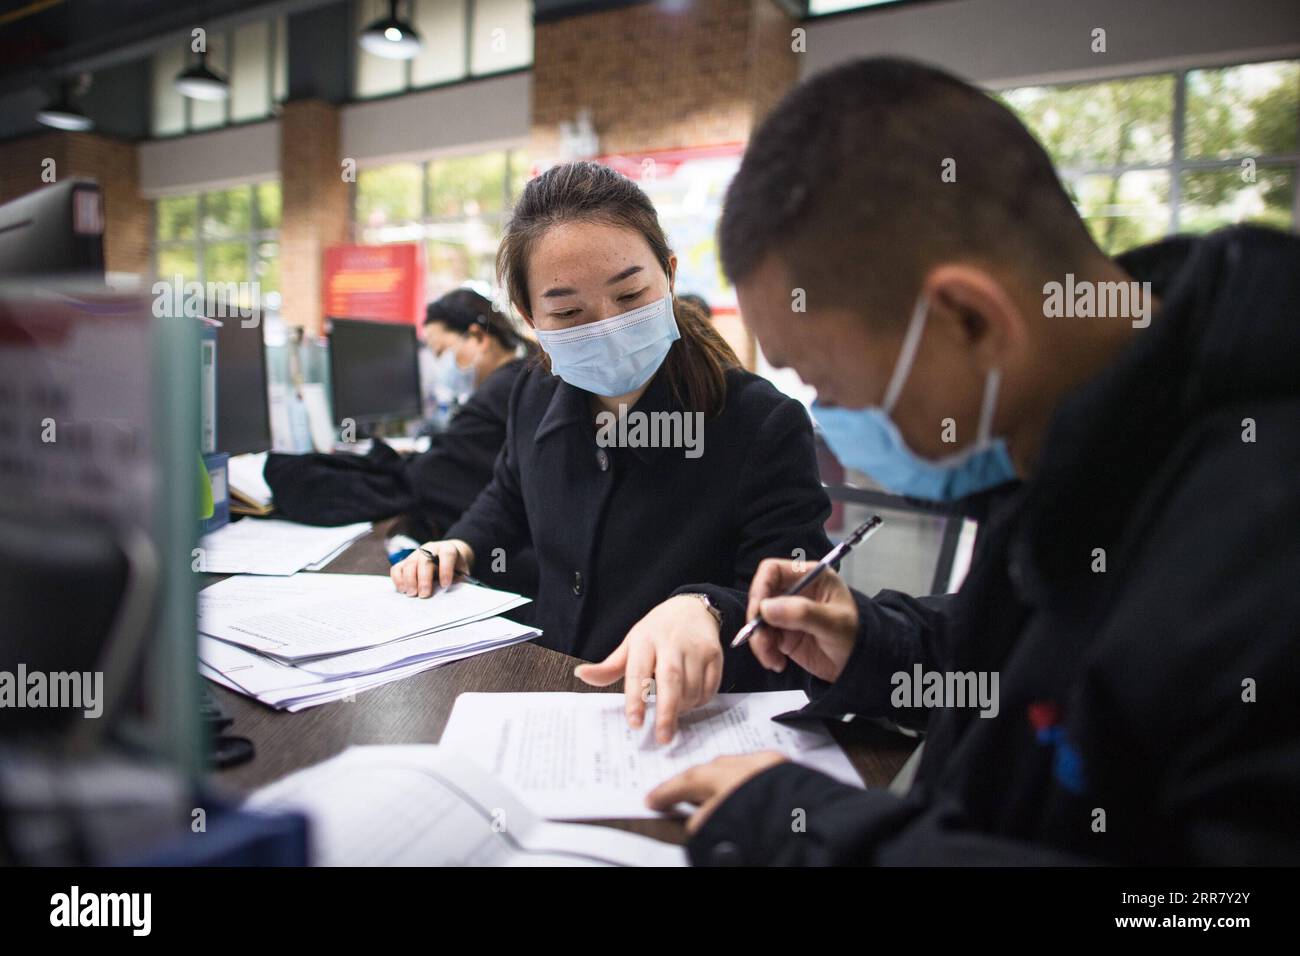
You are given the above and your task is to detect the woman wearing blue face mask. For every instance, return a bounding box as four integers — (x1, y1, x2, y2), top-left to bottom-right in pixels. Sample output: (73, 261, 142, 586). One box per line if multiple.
(391, 161, 833, 742)
(422, 289, 530, 402)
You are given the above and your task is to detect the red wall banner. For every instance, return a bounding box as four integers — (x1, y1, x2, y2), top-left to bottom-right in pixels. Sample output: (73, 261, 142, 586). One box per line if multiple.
(322, 243, 424, 325)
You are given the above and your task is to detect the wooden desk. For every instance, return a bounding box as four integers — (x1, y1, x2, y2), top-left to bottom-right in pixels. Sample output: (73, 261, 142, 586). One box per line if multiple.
(207, 523, 917, 846)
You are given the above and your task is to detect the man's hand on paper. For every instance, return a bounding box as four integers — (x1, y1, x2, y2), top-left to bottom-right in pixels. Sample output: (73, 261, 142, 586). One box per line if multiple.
(575, 594, 723, 744)
(392, 539, 475, 597)
(745, 557, 859, 683)
(645, 751, 789, 832)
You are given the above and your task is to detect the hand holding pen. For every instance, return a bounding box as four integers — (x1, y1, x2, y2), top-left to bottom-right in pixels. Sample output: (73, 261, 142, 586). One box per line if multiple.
(390, 538, 476, 597)
(735, 516, 883, 683)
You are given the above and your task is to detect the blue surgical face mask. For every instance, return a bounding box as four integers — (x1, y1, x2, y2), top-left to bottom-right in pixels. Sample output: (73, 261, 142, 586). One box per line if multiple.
(436, 343, 478, 400)
(534, 294, 680, 397)
(812, 295, 1018, 502)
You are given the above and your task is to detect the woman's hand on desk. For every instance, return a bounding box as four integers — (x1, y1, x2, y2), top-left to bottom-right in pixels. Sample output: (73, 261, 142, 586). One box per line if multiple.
(574, 594, 724, 745)
(391, 539, 475, 597)
(746, 557, 859, 683)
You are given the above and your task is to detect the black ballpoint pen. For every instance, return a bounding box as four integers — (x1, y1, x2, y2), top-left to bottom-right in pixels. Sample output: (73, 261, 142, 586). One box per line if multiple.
(730, 514, 884, 648)
(419, 547, 481, 586)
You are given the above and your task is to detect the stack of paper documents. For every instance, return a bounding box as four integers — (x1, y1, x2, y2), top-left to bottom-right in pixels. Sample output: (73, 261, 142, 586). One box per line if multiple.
(199, 574, 536, 710)
(198, 518, 372, 575)
(247, 746, 685, 866)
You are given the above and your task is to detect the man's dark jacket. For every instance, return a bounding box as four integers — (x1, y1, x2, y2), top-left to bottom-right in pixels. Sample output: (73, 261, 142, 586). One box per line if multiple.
(690, 226, 1300, 865)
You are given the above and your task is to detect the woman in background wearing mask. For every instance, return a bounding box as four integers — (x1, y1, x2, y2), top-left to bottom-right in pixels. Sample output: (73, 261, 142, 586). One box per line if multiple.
(422, 288, 525, 404)
(267, 288, 540, 597)
(391, 161, 832, 743)
(405, 290, 537, 550)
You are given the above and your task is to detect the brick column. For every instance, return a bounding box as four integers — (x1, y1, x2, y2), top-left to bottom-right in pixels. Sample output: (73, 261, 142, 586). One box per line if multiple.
(278, 99, 349, 336)
(531, 0, 797, 158)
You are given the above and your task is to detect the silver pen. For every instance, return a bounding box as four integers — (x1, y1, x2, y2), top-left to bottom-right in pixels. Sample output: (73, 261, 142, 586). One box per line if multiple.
(730, 515, 884, 648)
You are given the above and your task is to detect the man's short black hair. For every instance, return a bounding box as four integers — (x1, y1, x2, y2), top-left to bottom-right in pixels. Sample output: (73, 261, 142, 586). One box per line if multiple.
(719, 57, 1099, 320)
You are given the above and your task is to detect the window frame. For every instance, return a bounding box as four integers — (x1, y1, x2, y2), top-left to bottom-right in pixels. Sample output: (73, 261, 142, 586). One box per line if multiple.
(151, 182, 282, 294)
(994, 56, 1300, 238)
(350, 0, 534, 102)
(150, 15, 288, 140)
(349, 146, 528, 295)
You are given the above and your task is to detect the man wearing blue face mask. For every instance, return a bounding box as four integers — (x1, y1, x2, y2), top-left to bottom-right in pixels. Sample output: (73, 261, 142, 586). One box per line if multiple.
(647, 57, 1300, 865)
(811, 292, 1019, 502)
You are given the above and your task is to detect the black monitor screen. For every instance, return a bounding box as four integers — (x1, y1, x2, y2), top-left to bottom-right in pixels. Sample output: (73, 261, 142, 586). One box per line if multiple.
(328, 318, 422, 426)
(214, 314, 271, 456)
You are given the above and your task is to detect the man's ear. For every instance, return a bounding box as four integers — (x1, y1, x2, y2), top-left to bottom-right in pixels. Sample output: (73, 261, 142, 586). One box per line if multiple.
(922, 264, 1027, 372)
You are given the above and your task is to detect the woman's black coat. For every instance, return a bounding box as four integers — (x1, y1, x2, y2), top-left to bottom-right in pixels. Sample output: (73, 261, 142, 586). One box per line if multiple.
(447, 359, 832, 679)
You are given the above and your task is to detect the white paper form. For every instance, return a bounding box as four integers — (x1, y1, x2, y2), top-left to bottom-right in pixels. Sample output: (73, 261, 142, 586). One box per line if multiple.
(198, 519, 371, 575)
(246, 746, 686, 866)
(440, 691, 864, 820)
(199, 573, 530, 659)
(198, 573, 337, 615)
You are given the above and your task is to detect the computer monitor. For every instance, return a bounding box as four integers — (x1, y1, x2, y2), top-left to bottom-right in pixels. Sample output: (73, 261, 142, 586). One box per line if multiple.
(327, 317, 423, 431)
(213, 311, 272, 455)
(0, 179, 105, 280)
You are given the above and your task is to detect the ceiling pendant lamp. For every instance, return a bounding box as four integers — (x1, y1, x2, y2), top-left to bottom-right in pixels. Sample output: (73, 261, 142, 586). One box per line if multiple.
(359, 0, 422, 60)
(36, 79, 93, 131)
(175, 50, 230, 101)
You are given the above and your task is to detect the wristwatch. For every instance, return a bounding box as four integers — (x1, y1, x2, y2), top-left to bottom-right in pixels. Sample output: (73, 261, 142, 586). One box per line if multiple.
(685, 592, 724, 630)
